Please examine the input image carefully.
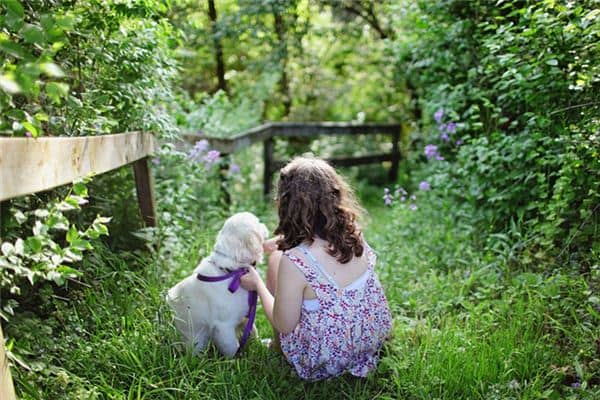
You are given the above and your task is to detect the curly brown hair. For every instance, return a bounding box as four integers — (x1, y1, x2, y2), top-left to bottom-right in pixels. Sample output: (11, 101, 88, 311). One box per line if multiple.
(274, 156, 365, 263)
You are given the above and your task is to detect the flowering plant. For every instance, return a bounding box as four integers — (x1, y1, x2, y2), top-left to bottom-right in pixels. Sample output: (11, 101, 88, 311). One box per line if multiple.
(383, 181, 431, 211)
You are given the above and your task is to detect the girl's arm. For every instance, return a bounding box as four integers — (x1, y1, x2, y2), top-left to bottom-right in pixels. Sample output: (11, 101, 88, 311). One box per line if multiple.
(271, 255, 305, 334)
(241, 255, 305, 334)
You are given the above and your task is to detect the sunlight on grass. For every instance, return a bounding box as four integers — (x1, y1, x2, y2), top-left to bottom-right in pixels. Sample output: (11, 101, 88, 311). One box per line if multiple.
(9, 185, 599, 399)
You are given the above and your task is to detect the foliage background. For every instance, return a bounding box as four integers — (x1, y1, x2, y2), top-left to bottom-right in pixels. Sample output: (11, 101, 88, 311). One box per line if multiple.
(0, 0, 598, 398)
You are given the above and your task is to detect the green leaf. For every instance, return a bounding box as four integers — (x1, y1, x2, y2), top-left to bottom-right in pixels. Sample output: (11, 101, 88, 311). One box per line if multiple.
(93, 216, 112, 224)
(56, 265, 82, 277)
(0, 74, 21, 94)
(21, 24, 45, 44)
(25, 236, 42, 253)
(40, 62, 65, 78)
(93, 223, 109, 236)
(21, 121, 39, 137)
(45, 82, 69, 104)
(35, 112, 49, 122)
(72, 182, 88, 197)
(13, 210, 26, 224)
(4, 9, 24, 31)
(56, 201, 77, 212)
(65, 195, 88, 206)
(1, 242, 14, 256)
(0, 37, 30, 59)
(70, 239, 92, 251)
(66, 226, 79, 244)
(4, 0, 25, 17)
(546, 59, 558, 66)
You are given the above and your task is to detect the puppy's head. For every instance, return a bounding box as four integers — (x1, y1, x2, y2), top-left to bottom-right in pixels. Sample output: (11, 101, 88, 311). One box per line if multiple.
(214, 212, 269, 266)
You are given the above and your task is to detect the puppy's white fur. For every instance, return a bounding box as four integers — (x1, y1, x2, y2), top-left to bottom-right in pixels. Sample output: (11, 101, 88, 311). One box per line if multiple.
(166, 212, 268, 357)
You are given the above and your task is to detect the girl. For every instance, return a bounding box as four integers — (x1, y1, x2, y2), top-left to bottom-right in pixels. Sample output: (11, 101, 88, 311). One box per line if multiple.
(241, 156, 392, 381)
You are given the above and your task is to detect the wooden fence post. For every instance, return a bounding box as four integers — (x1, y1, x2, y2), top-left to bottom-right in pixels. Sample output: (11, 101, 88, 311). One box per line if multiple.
(263, 137, 274, 196)
(389, 128, 400, 182)
(0, 324, 17, 400)
(132, 157, 157, 227)
(219, 154, 232, 206)
(0, 205, 16, 400)
(0, 201, 5, 239)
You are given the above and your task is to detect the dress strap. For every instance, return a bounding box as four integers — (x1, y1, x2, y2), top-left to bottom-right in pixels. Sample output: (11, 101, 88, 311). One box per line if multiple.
(363, 240, 377, 268)
(282, 248, 321, 286)
(297, 244, 339, 288)
(283, 245, 335, 299)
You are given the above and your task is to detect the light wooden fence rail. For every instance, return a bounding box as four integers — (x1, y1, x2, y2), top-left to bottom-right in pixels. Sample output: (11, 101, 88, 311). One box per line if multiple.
(0, 131, 159, 399)
(0, 132, 158, 225)
(184, 121, 402, 195)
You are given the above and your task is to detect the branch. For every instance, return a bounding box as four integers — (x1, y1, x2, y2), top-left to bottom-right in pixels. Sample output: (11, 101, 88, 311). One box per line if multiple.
(325, 0, 392, 40)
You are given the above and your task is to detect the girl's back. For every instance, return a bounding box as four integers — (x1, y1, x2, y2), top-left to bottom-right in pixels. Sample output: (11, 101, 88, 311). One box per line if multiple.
(300, 237, 371, 301)
(279, 239, 392, 381)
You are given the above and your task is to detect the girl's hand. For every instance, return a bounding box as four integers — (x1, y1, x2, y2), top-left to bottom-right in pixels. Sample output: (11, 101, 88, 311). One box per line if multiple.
(240, 267, 263, 291)
(263, 237, 279, 254)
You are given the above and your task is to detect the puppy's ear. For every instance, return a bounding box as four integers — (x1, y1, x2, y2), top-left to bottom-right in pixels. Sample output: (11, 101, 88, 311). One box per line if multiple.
(259, 223, 269, 241)
(241, 229, 265, 262)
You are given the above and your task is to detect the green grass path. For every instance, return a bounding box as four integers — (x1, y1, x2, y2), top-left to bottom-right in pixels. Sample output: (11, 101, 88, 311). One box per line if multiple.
(11, 192, 599, 399)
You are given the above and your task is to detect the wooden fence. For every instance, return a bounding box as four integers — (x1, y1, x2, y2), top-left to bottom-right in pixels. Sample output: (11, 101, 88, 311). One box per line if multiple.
(0, 131, 159, 399)
(184, 121, 402, 195)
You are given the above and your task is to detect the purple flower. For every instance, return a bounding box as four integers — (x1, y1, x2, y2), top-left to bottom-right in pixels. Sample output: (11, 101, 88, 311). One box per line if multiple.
(440, 132, 449, 142)
(434, 108, 444, 123)
(438, 123, 447, 132)
(383, 188, 393, 206)
(203, 150, 220, 166)
(571, 382, 581, 389)
(446, 121, 457, 134)
(419, 181, 431, 191)
(424, 144, 439, 160)
(152, 157, 160, 165)
(229, 163, 240, 174)
(188, 139, 209, 159)
(400, 196, 406, 202)
(25, 131, 32, 137)
(395, 187, 407, 196)
(425, 143, 445, 160)
(194, 139, 209, 152)
(455, 139, 464, 146)
(409, 204, 418, 211)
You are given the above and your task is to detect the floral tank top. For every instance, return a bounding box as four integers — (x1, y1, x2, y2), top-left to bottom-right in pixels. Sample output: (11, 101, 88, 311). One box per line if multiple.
(279, 242, 392, 381)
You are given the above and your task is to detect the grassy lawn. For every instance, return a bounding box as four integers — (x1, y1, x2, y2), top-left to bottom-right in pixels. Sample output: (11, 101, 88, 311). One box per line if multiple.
(8, 182, 600, 399)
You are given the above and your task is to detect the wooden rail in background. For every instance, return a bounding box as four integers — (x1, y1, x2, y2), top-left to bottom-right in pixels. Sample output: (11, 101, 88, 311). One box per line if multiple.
(0, 131, 159, 398)
(184, 122, 402, 195)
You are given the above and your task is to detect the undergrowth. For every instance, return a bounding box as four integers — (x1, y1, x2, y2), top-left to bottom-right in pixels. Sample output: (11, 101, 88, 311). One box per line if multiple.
(6, 173, 599, 399)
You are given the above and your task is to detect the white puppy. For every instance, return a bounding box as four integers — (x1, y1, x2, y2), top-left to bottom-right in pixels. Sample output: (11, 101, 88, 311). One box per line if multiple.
(166, 212, 269, 357)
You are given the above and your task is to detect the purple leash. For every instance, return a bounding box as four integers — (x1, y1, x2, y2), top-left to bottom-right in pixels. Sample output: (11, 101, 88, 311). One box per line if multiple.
(196, 267, 257, 355)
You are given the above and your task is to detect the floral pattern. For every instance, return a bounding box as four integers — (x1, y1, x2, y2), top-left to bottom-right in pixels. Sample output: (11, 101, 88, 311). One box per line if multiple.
(279, 243, 392, 381)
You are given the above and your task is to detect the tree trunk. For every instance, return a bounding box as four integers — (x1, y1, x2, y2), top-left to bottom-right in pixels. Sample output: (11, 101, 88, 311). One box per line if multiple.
(208, 0, 227, 94)
(273, 8, 291, 117)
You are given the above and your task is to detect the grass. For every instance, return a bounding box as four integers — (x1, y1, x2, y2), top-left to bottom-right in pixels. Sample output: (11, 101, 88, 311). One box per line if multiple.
(6, 174, 600, 399)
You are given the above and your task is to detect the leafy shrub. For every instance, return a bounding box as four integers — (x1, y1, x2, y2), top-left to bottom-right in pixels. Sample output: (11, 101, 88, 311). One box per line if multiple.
(0, 180, 109, 320)
(392, 0, 600, 263)
(0, 0, 179, 138)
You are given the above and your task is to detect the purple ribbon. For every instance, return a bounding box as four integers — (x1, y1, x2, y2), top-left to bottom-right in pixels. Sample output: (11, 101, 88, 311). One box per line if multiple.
(196, 268, 257, 355)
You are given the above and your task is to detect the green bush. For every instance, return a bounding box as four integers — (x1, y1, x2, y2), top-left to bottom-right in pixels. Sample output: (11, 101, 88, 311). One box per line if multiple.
(0, 0, 179, 138)
(392, 0, 600, 263)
